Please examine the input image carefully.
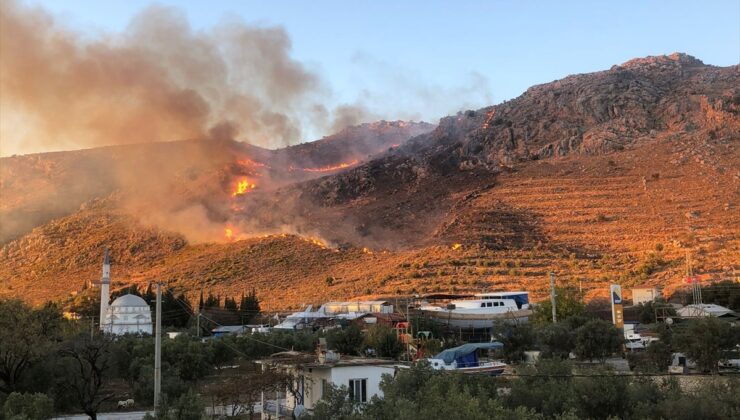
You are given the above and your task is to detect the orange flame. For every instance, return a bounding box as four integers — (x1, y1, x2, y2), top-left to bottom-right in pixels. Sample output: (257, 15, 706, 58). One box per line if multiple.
(298, 159, 359, 173)
(481, 109, 496, 130)
(232, 178, 256, 196)
(237, 158, 269, 168)
(451, 243, 462, 250)
(301, 236, 327, 249)
(225, 227, 234, 240)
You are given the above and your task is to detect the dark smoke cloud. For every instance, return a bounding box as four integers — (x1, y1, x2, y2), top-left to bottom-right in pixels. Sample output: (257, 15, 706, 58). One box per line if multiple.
(0, 1, 493, 157)
(0, 1, 329, 155)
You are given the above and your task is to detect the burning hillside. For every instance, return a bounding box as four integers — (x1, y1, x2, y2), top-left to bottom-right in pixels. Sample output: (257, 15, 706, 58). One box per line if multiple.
(1, 54, 737, 309)
(0, 120, 433, 245)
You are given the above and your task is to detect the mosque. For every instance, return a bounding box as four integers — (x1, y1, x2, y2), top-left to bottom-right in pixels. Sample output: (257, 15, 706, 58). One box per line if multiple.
(98, 249, 153, 335)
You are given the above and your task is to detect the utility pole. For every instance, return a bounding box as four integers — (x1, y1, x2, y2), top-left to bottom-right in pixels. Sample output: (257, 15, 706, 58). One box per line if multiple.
(154, 282, 162, 410)
(549, 272, 557, 323)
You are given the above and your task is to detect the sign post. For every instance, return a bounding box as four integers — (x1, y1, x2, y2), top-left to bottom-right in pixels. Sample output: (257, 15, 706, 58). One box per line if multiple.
(610, 284, 624, 329)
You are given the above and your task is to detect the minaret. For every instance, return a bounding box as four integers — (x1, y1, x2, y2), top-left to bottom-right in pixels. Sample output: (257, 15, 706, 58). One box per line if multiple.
(99, 248, 111, 331)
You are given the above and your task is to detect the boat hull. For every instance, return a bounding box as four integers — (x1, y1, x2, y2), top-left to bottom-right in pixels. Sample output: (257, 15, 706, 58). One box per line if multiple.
(453, 364, 506, 376)
(418, 308, 532, 329)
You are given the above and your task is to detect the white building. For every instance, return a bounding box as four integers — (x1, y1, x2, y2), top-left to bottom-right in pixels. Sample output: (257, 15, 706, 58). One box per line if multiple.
(96, 249, 153, 335)
(259, 355, 398, 417)
(631, 285, 661, 305)
(103, 294, 153, 335)
(297, 358, 397, 409)
(98, 249, 111, 330)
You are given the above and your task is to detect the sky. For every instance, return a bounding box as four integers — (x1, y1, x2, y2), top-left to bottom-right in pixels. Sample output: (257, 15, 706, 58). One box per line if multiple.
(3, 0, 739, 155)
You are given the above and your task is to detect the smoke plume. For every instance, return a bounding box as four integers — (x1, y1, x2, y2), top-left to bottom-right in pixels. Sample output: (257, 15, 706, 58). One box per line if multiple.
(0, 0, 331, 156)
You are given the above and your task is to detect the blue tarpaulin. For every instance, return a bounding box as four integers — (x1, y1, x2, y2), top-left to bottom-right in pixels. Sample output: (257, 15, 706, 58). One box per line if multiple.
(506, 293, 529, 309)
(434, 342, 504, 365)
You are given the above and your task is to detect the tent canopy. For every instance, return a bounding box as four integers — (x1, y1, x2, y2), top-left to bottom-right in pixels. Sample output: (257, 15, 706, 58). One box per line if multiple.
(434, 342, 503, 364)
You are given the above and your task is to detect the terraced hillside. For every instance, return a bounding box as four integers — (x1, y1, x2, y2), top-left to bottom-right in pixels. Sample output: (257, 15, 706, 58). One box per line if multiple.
(1, 54, 737, 309)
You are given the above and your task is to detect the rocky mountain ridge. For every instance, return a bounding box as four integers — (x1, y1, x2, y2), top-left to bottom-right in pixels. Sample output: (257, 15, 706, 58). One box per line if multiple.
(1, 53, 737, 308)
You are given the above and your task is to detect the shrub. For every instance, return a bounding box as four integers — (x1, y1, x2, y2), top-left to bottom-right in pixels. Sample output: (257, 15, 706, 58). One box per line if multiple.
(144, 389, 204, 420)
(363, 325, 404, 358)
(3, 392, 53, 420)
(633, 252, 665, 277)
(574, 319, 622, 362)
(326, 325, 364, 356)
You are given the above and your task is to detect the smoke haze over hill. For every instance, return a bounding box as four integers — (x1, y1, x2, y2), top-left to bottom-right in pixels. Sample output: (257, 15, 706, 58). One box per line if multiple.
(0, 0, 322, 155)
(0, 1, 490, 157)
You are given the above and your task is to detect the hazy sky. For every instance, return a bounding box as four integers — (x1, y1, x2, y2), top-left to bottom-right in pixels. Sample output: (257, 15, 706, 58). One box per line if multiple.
(4, 0, 739, 155)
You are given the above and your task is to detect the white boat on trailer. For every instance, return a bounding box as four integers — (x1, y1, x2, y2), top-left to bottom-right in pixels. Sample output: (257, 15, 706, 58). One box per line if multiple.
(428, 342, 507, 375)
(418, 291, 532, 329)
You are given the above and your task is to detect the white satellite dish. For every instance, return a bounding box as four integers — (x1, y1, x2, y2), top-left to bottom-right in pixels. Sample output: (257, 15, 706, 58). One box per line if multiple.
(665, 317, 674, 325)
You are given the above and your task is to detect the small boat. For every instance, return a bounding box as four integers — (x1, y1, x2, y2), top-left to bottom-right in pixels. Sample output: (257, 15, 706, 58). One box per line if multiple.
(428, 342, 506, 375)
(417, 291, 532, 329)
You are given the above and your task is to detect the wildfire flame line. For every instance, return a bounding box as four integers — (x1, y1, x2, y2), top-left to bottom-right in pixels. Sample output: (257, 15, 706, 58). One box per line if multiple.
(481, 109, 496, 130)
(237, 158, 269, 168)
(296, 159, 359, 173)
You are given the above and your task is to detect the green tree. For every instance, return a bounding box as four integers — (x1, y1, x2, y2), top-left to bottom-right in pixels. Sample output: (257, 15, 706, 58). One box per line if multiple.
(204, 292, 219, 309)
(57, 334, 115, 420)
(491, 322, 534, 363)
(326, 325, 364, 356)
(673, 317, 739, 372)
(197, 291, 205, 313)
(239, 289, 261, 323)
(306, 384, 364, 420)
(536, 322, 574, 359)
(700, 281, 740, 311)
(0, 299, 65, 394)
(627, 341, 672, 373)
(162, 336, 213, 381)
(506, 359, 576, 417)
(573, 319, 622, 362)
(161, 290, 190, 328)
(636, 300, 676, 324)
(361, 365, 543, 420)
(531, 288, 585, 325)
(224, 296, 238, 311)
(2, 392, 53, 420)
(573, 370, 629, 419)
(363, 325, 404, 359)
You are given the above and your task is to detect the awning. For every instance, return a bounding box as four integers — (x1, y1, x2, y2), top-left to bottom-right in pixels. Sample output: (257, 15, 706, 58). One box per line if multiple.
(434, 342, 503, 364)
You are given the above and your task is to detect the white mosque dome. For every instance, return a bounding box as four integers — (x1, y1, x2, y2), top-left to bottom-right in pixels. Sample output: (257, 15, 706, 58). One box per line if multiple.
(103, 293, 153, 335)
(110, 294, 150, 308)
